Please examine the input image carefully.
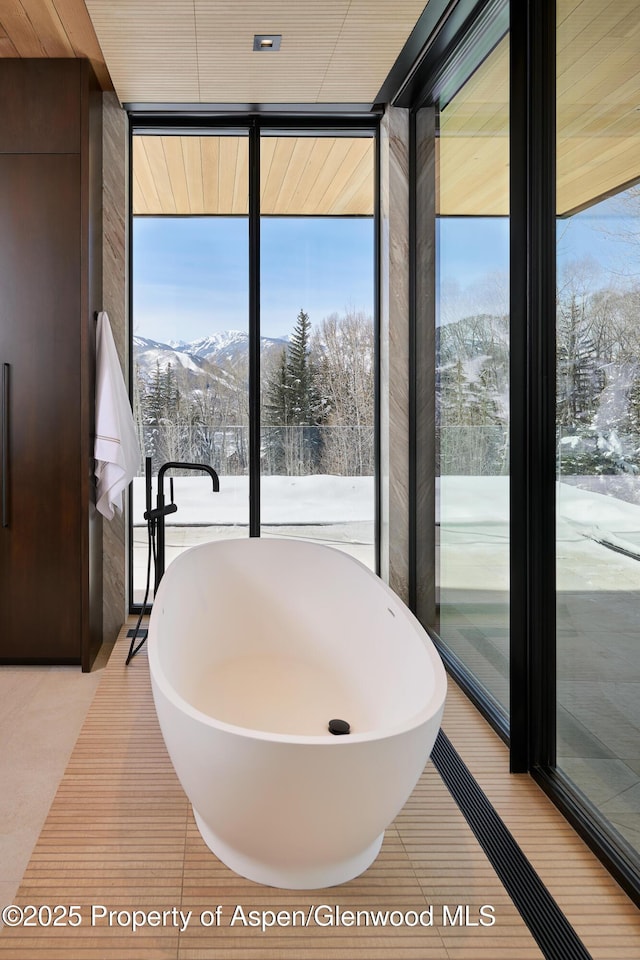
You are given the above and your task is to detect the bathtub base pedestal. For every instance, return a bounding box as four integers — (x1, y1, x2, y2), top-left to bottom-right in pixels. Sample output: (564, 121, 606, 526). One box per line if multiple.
(193, 809, 384, 889)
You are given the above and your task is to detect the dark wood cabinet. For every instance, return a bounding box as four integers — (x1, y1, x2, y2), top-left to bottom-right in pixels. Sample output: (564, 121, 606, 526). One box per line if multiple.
(0, 60, 103, 670)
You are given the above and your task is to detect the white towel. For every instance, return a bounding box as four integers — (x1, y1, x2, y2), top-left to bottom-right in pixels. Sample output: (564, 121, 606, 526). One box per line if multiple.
(94, 311, 142, 520)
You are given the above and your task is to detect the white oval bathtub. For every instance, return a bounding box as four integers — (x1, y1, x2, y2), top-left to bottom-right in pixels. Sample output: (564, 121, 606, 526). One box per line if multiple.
(148, 538, 447, 889)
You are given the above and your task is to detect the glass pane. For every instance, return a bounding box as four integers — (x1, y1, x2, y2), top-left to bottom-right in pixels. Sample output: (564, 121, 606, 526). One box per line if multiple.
(132, 135, 249, 602)
(556, 0, 640, 857)
(259, 135, 375, 569)
(434, 34, 510, 712)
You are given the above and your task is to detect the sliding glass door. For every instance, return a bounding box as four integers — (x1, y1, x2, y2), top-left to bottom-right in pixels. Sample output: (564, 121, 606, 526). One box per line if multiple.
(556, 0, 640, 862)
(409, 0, 640, 897)
(432, 28, 510, 715)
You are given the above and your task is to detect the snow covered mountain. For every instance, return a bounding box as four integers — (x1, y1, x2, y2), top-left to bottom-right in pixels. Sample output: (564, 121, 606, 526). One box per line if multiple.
(133, 336, 212, 378)
(134, 331, 287, 382)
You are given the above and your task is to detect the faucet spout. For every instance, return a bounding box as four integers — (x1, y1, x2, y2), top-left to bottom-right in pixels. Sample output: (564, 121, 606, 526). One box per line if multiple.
(157, 460, 220, 492)
(154, 461, 220, 592)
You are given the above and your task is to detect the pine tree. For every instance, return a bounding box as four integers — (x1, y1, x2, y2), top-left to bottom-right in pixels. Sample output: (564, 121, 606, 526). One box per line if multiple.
(132, 361, 146, 465)
(262, 309, 325, 474)
(263, 348, 293, 427)
(141, 361, 182, 469)
(557, 295, 601, 428)
(286, 308, 316, 425)
(263, 309, 321, 429)
(144, 360, 180, 425)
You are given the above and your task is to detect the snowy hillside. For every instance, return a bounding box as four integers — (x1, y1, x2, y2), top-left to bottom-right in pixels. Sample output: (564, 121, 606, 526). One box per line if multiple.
(133, 335, 213, 378)
(134, 331, 287, 381)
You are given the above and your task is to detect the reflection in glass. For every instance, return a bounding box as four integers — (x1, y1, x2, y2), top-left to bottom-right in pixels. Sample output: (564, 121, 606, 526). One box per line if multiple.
(434, 34, 510, 713)
(556, 0, 640, 858)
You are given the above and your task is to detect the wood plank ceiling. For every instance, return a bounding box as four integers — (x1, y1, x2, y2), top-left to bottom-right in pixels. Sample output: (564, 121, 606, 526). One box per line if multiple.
(556, 0, 640, 215)
(0, 0, 111, 88)
(0, 1, 638, 217)
(133, 135, 374, 216)
(438, 0, 640, 217)
(84, 0, 430, 106)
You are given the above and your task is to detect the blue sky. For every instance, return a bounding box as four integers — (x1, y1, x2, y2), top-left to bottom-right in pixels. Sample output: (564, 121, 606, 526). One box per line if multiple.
(436, 191, 639, 324)
(134, 189, 638, 341)
(133, 217, 374, 343)
(557, 194, 640, 282)
(435, 195, 639, 284)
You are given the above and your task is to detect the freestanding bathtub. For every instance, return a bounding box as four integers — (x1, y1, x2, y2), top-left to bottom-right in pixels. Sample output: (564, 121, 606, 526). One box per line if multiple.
(148, 537, 447, 889)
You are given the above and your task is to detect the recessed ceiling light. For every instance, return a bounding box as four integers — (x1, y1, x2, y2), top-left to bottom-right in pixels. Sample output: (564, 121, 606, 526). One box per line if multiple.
(253, 34, 281, 51)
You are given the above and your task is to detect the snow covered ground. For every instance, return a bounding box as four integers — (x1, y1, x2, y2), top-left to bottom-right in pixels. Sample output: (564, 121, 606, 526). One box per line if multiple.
(439, 475, 640, 536)
(131, 474, 376, 600)
(436, 475, 640, 853)
(132, 474, 375, 526)
(437, 475, 640, 588)
(131, 472, 640, 593)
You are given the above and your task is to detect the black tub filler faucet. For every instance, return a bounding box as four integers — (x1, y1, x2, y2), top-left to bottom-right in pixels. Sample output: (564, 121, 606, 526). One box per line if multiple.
(126, 456, 220, 665)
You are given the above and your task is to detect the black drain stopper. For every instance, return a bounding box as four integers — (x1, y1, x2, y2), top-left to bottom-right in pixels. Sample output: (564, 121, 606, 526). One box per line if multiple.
(328, 718, 351, 735)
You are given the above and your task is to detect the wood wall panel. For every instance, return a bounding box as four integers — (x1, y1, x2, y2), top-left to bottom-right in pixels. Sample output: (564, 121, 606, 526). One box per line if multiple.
(162, 135, 190, 213)
(0, 58, 102, 669)
(181, 136, 204, 213)
(0, 57, 81, 152)
(217, 137, 240, 213)
(0, 23, 18, 56)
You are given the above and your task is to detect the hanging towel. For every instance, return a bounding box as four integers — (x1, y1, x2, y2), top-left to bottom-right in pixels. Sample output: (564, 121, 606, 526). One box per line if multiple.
(94, 311, 142, 520)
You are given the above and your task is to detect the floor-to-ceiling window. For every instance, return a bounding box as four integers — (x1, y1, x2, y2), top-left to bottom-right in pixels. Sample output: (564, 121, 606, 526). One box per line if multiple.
(433, 30, 510, 715)
(131, 133, 250, 602)
(130, 124, 377, 601)
(556, 0, 640, 861)
(407, 0, 639, 897)
(259, 134, 375, 568)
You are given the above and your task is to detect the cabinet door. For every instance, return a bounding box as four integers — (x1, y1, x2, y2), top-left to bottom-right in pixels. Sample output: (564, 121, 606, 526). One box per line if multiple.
(0, 154, 83, 661)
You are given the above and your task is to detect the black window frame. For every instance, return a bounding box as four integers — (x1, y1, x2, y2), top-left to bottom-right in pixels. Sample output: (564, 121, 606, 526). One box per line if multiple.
(126, 113, 381, 612)
(397, 0, 640, 907)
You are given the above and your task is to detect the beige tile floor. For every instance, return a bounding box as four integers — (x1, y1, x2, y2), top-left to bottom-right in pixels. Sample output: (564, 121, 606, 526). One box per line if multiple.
(0, 642, 114, 916)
